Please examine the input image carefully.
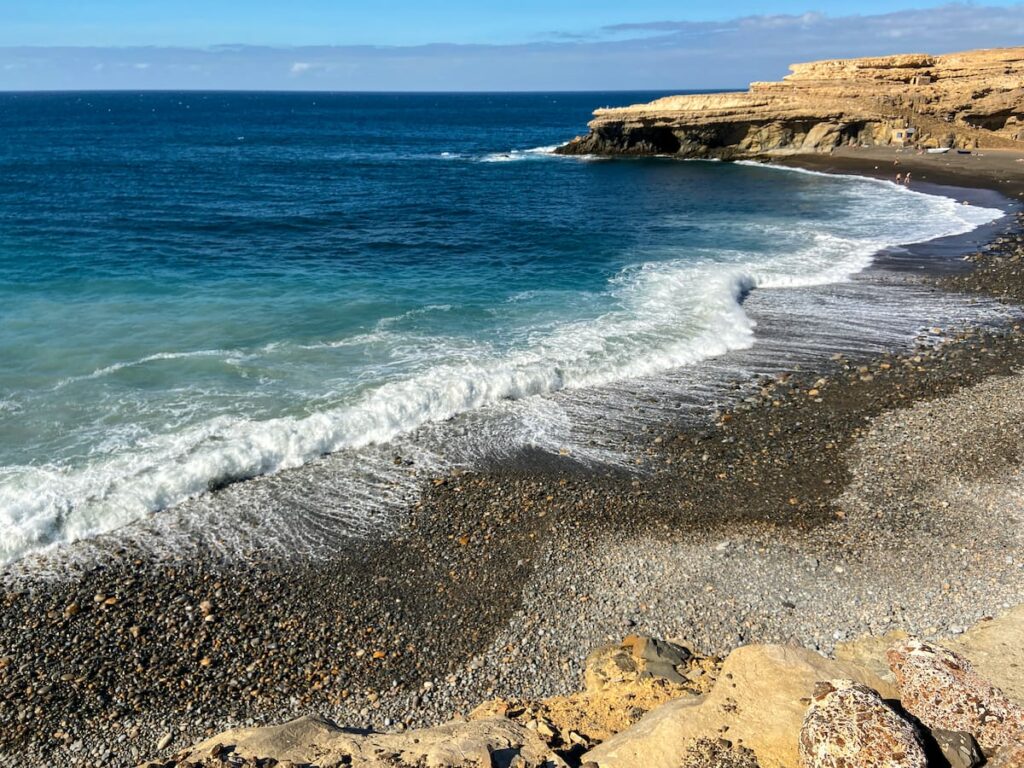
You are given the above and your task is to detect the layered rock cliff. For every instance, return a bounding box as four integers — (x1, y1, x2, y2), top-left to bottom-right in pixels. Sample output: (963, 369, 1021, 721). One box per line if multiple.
(557, 47, 1024, 158)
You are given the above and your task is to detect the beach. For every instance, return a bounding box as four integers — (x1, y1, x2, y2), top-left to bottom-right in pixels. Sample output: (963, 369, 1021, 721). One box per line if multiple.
(779, 147, 1024, 199)
(2, 148, 1024, 766)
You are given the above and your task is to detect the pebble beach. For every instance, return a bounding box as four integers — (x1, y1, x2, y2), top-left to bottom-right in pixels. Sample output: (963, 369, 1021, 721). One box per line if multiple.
(3, 153, 1024, 766)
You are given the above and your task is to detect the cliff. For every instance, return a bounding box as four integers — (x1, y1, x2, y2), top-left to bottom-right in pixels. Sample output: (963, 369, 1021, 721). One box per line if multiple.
(557, 47, 1024, 158)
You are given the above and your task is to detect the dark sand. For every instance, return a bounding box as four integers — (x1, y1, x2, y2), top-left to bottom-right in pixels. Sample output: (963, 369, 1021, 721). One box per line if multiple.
(778, 146, 1024, 198)
(3, 150, 1024, 767)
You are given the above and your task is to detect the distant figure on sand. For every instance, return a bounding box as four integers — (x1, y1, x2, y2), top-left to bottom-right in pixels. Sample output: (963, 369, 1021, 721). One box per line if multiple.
(904, 172, 912, 185)
(896, 173, 903, 184)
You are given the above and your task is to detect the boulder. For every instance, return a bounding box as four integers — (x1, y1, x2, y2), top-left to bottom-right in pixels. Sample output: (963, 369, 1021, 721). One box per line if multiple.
(797, 679, 926, 768)
(146, 715, 567, 768)
(887, 639, 1024, 754)
(948, 605, 1024, 705)
(585, 635, 694, 689)
(832, 606, 1024, 708)
(583, 644, 898, 768)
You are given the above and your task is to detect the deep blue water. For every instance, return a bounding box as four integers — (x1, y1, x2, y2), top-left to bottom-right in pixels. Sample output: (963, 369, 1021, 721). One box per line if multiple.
(0, 92, 1002, 564)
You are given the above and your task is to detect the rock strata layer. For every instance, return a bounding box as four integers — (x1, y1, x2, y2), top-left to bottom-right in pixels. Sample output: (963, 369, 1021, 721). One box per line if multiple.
(557, 47, 1024, 158)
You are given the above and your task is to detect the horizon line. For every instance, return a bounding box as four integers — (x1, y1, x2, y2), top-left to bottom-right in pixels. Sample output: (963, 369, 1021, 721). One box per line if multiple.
(0, 87, 736, 95)
(0, 87, 741, 96)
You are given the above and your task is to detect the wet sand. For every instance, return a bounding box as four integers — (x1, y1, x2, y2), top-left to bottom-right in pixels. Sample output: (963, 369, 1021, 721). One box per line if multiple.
(3, 153, 1024, 767)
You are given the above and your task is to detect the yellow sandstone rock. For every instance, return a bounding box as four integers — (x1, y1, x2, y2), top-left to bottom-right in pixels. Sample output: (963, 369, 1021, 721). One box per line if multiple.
(583, 644, 898, 768)
(558, 47, 1024, 158)
(162, 715, 566, 768)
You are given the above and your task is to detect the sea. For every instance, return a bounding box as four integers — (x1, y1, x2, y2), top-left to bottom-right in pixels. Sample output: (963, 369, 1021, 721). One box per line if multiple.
(0, 91, 1008, 570)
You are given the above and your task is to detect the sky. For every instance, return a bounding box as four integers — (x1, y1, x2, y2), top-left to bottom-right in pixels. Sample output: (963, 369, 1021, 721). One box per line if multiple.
(1, 1, 1023, 90)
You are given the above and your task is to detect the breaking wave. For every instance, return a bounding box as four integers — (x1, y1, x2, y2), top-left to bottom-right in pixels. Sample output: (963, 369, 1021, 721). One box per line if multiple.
(0, 162, 1004, 566)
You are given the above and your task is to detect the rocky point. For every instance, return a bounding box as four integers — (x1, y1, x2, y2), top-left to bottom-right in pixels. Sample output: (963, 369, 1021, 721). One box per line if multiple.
(557, 47, 1024, 158)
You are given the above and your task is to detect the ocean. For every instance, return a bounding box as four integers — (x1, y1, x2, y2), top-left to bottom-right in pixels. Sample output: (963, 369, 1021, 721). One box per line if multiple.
(0, 91, 1005, 567)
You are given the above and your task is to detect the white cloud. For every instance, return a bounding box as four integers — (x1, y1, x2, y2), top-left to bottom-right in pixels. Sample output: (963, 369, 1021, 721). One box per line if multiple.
(1, 4, 1022, 90)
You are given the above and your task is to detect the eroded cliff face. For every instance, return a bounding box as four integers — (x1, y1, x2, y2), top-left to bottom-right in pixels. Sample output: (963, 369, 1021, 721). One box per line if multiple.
(557, 47, 1024, 158)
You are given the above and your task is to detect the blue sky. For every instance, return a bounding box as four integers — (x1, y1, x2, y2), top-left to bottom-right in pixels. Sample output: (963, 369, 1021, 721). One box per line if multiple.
(7, 0, 1016, 46)
(1, 2, 1023, 89)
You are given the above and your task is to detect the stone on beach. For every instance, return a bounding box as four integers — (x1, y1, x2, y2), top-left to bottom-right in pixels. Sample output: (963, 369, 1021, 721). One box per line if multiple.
(584, 635, 692, 689)
(886, 638, 1024, 754)
(930, 728, 984, 768)
(137, 618, 1024, 768)
(797, 679, 926, 768)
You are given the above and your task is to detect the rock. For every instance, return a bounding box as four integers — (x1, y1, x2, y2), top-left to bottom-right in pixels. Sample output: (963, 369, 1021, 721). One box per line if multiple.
(584, 643, 639, 690)
(471, 638, 708, 749)
(681, 738, 761, 768)
(887, 639, 1024, 753)
(947, 605, 1024, 704)
(155, 732, 172, 751)
(585, 635, 692, 689)
(568, 730, 588, 747)
(929, 729, 983, 768)
(832, 631, 907, 683)
(557, 48, 1024, 158)
(164, 714, 567, 768)
(584, 644, 897, 768)
(536, 719, 556, 740)
(641, 661, 686, 685)
(797, 679, 926, 768)
(986, 737, 1024, 767)
(622, 635, 691, 667)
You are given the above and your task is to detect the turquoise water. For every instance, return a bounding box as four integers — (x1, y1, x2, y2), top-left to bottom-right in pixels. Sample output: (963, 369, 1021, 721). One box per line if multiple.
(0, 92, 1003, 564)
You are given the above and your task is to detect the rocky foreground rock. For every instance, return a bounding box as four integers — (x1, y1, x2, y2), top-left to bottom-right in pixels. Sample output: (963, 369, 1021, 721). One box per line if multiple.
(143, 607, 1024, 768)
(799, 679, 926, 768)
(557, 47, 1024, 158)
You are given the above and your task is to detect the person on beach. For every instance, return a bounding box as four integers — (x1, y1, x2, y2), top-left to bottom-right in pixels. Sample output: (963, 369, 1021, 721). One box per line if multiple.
(904, 172, 912, 185)
(896, 173, 903, 184)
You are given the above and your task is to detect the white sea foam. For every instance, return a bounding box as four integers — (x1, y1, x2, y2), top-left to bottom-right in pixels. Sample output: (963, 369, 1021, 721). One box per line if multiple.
(0, 174, 1005, 566)
(53, 348, 241, 390)
(479, 145, 563, 163)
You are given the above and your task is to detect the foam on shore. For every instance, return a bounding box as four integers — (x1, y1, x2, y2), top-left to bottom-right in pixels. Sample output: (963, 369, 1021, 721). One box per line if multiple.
(0, 166, 1004, 567)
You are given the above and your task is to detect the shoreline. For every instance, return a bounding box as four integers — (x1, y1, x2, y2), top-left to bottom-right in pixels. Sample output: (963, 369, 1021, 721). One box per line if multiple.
(3, 153, 1024, 765)
(771, 147, 1024, 200)
(3, 154, 1009, 577)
